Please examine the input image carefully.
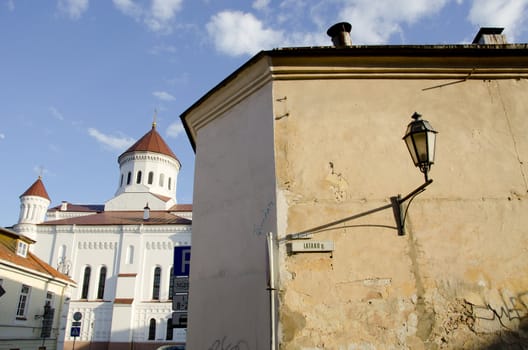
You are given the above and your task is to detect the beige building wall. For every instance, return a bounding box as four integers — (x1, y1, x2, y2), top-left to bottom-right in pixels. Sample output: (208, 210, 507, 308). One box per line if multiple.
(273, 65, 528, 349)
(183, 48, 528, 349)
(186, 69, 277, 349)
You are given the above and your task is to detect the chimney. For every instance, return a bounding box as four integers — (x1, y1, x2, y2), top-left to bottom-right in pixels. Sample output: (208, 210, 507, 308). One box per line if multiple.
(327, 22, 352, 48)
(472, 27, 507, 44)
(60, 201, 68, 211)
(143, 203, 150, 221)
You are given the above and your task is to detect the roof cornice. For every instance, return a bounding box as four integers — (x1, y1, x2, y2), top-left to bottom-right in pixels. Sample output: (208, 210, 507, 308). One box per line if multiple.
(181, 45, 528, 150)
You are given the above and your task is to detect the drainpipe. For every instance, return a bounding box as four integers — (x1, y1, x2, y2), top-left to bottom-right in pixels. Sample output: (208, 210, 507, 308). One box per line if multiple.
(267, 232, 277, 350)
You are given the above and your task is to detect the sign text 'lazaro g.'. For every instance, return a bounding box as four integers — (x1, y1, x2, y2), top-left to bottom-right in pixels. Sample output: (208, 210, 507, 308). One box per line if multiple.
(289, 240, 334, 253)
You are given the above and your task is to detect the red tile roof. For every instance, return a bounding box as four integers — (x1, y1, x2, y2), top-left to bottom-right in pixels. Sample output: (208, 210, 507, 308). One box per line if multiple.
(49, 203, 104, 212)
(169, 204, 193, 212)
(120, 124, 178, 161)
(41, 211, 191, 225)
(0, 228, 75, 285)
(20, 177, 50, 201)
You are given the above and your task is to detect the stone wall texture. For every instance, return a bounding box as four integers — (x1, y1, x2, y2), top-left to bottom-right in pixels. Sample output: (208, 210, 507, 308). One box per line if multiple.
(274, 73, 528, 349)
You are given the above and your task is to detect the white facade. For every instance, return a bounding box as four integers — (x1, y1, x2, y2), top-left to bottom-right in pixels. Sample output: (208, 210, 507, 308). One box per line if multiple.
(12, 124, 192, 350)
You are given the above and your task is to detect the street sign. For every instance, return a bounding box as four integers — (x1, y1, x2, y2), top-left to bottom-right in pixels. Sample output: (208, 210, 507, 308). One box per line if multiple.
(172, 293, 188, 311)
(172, 312, 187, 328)
(174, 277, 189, 293)
(70, 326, 81, 337)
(173, 246, 191, 277)
(73, 312, 82, 321)
(72, 321, 81, 327)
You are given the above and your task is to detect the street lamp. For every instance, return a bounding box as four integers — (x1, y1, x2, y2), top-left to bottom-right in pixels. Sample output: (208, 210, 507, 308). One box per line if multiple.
(403, 112, 438, 182)
(391, 112, 439, 235)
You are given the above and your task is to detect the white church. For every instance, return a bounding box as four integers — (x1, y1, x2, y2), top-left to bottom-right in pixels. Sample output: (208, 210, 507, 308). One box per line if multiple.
(12, 122, 192, 350)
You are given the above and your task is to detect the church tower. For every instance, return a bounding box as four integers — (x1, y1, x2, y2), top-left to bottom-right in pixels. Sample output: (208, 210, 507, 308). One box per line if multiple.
(105, 122, 181, 211)
(15, 176, 51, 241)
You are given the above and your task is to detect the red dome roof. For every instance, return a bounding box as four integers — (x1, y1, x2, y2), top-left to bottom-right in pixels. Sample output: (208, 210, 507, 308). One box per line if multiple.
(20, 177, 50, 201)
(120, 124, 178, 161)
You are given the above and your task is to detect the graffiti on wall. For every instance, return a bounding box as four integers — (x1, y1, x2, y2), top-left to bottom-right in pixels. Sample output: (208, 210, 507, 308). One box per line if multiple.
(208, 336, 250, 350)
(253, 201, 274, 236)
(465, 290, 528, 331)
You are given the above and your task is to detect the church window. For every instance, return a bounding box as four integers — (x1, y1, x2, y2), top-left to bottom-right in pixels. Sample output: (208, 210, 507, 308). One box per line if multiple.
(120, 174, 124, 187)
(97, 266, 107, 299)
(159, 174, 164, 187)
(148, 318, 156, 340)
(148, 171, 154, 185)
(81, 266, 91, 299)
(168, 266, 174, 300)
(168, 177, 172, 190)
(136, 171, 142, 184)
(126, 172, 131, 185)
(166, 318, 173, 340)
(152, 267, 161, 300)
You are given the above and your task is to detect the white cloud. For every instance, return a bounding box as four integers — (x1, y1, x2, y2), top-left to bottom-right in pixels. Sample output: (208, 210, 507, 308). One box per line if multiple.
(88, 128, 135, 151)
(153, 91, 176, 101)
(339, 0, 450, 44)
(112, 0, 142, 19)
(253, 0, 270, 11)
(113, 0, 183, 32)
(166, 121, 184, 138)
(0, 133, 5, 140)
(49, 106, 64, 121)
(207, 10, 284, 56)
(58, 0, 89, 20)
(6, 0, 14, 11)
(467, 0, 528, 42)
(148, 44, 177, 55)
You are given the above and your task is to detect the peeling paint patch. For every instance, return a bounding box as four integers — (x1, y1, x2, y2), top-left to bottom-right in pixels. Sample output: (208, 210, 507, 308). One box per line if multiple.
(325, 162, 348, 202)
(280, 305, 307, 343)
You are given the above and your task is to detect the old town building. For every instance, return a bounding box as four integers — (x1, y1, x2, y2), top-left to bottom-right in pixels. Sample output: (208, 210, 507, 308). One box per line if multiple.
(181, 26, 528, 349)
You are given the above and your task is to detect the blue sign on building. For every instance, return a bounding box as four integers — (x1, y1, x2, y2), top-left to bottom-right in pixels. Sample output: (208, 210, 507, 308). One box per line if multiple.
(70, 326, 81, 337)
(173, 246, 191, 277)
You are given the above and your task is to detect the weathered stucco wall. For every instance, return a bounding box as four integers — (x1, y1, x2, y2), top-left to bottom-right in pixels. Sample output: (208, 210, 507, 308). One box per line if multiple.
(186, 75, 277, 349)
(274, 75, 528, 349)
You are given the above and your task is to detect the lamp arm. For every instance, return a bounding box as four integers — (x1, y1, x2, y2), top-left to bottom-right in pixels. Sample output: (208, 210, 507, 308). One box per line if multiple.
(398, 179, 433, 204)
(392, 179, 433, 235)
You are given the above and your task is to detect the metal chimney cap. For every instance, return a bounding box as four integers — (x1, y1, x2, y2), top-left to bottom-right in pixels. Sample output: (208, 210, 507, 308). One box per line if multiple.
(327, 22, 352, 37)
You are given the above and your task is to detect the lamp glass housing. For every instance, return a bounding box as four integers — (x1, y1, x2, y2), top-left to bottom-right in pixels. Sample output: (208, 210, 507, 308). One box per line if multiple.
(403, 112, 437, 178)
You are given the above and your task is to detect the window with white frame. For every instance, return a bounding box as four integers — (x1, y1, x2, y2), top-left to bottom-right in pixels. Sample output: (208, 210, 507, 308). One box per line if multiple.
(16, 285, 31, 319)
(16, 240, 28, 257)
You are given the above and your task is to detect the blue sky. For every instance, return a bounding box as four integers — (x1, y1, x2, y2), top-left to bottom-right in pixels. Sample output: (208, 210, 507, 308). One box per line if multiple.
(1, 0, 527, 227)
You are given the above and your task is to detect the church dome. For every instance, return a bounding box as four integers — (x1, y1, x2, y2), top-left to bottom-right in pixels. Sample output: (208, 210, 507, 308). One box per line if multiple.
(118, 122, 178, 162)
(20, 176, 50, 201)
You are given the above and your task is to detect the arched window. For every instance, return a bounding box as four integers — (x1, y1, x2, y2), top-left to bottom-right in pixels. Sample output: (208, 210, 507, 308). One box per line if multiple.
(152, 267, 161, 300)
(126, 172, 132, 185)
(148, 172, 154, 185)
(120, 174, 124, 186)
(168, 266, 174, 300)
(136, 171, 142, 184)
(148, 318, 156, 340)
(159, 174, 164, 187)
(97, 266, 107, 299)
(168, 177, 172, 190)
(166, 318, 173, 340)
(81, 266, 91, 299)
(126, 245, 134, 264)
